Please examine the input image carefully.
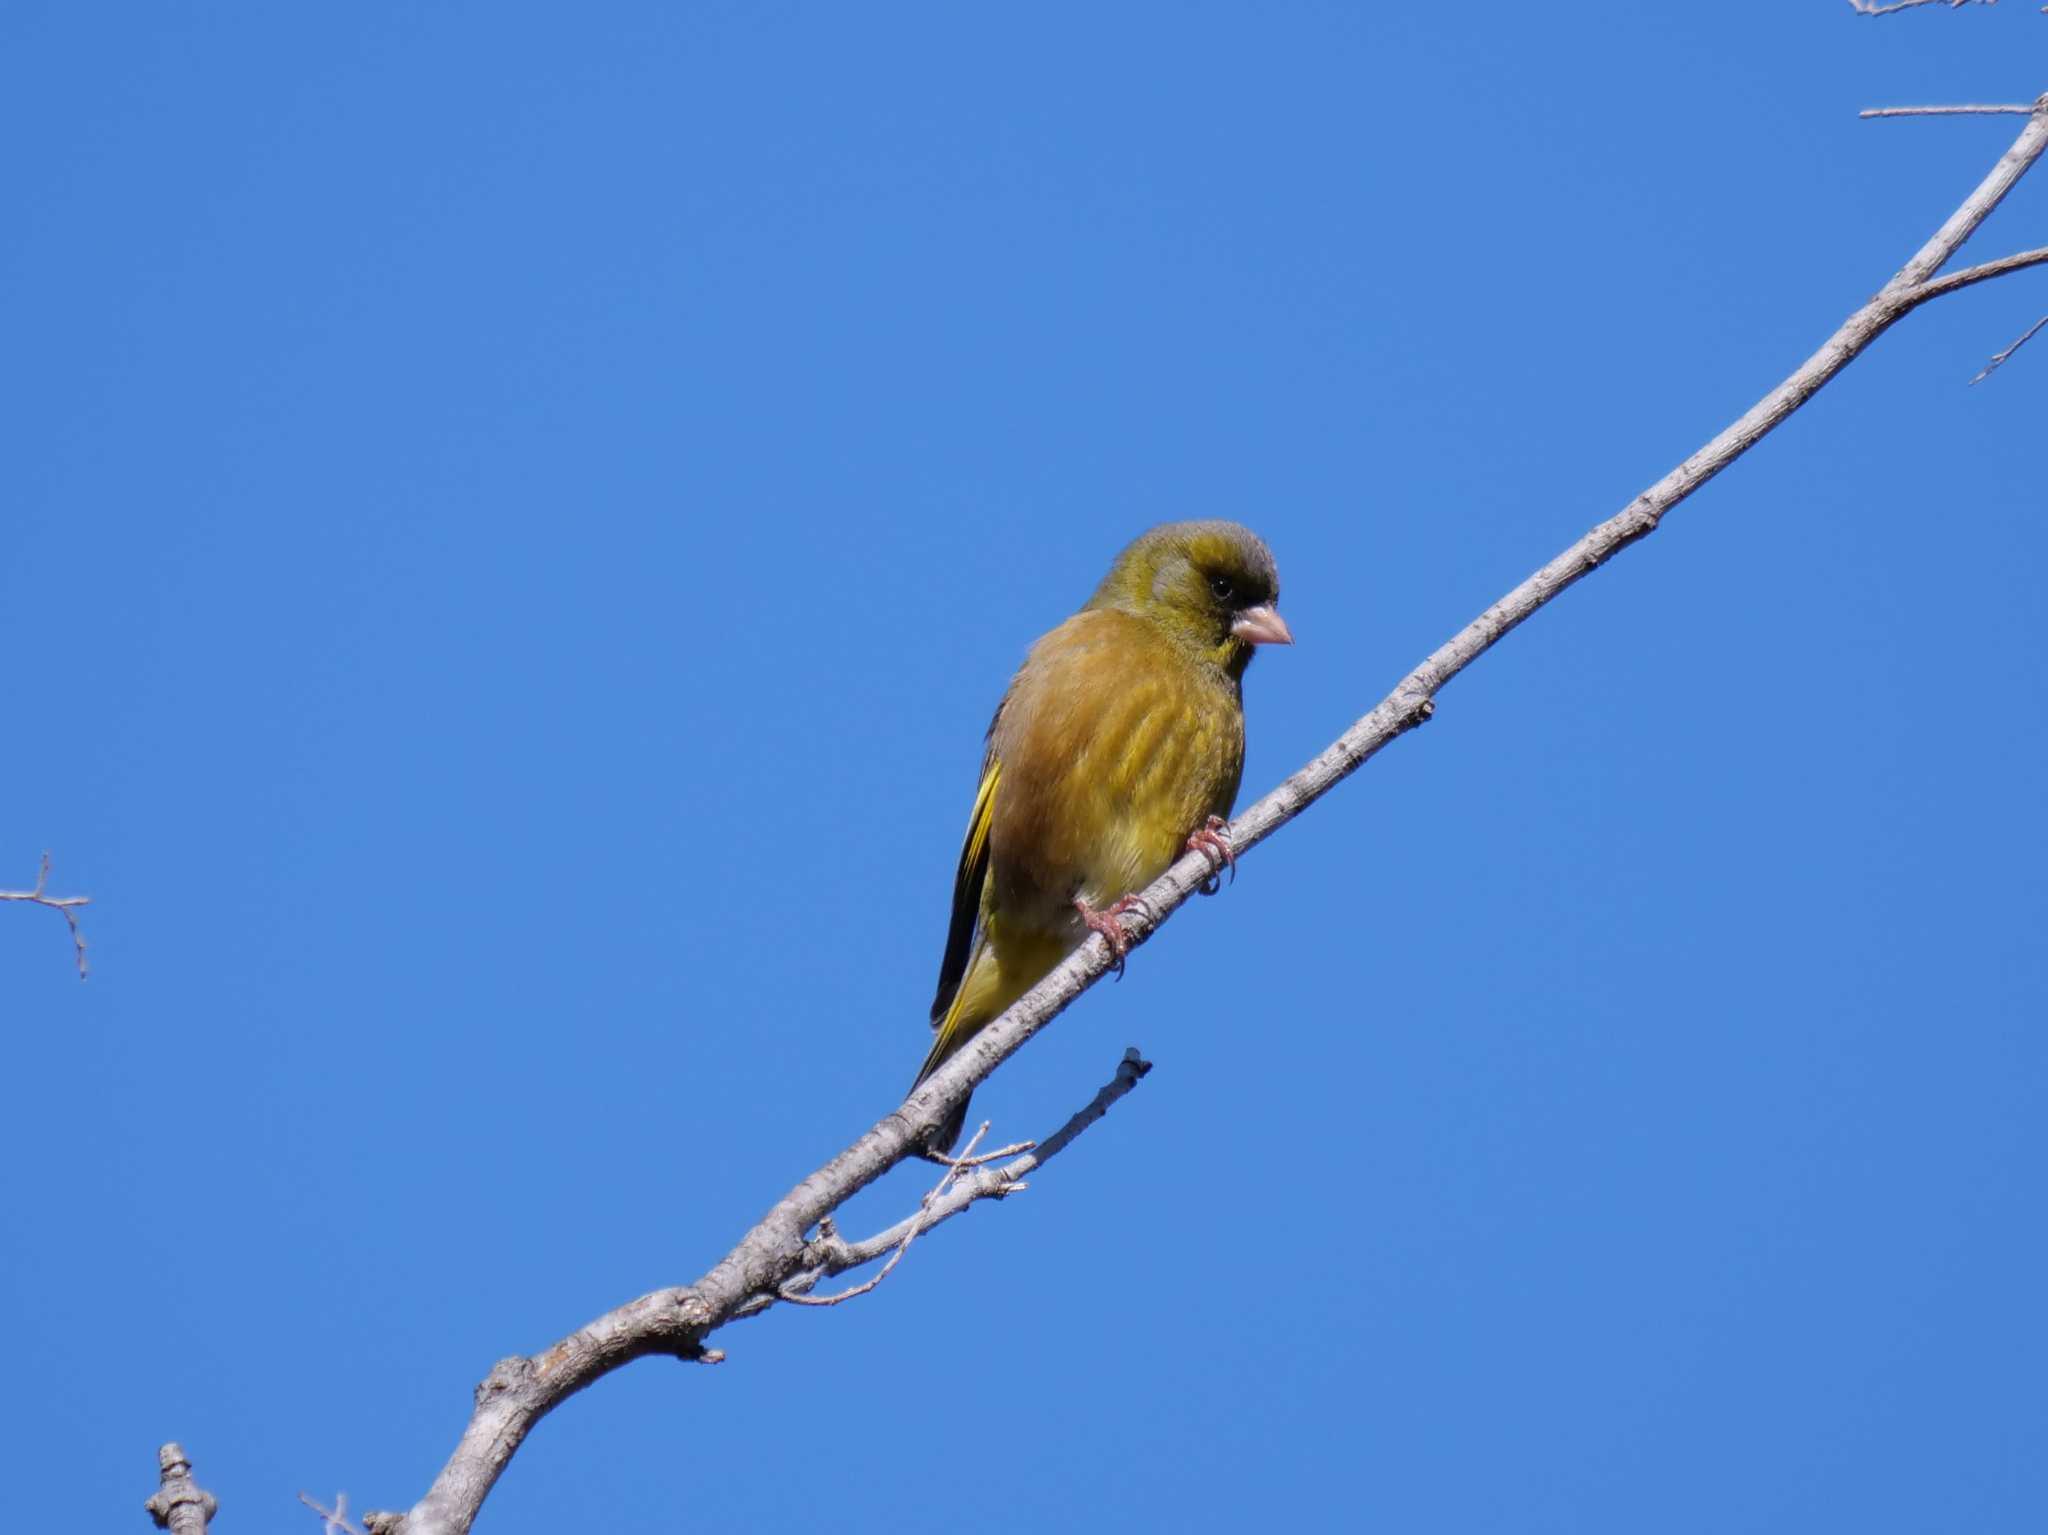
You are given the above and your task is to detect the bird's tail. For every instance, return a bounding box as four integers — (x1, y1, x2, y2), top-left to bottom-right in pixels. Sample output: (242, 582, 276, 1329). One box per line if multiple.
(912, 926, 1063, 1154)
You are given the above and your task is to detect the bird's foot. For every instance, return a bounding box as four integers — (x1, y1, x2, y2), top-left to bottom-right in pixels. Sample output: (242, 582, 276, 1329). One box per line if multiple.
(1073, 893, 1149, 980)
(1187, 815, 1235, 894)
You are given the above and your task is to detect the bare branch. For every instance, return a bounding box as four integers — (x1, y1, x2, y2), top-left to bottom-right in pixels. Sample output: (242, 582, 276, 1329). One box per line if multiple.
(0, 852, 90, 979)
(370, 97, 2048, 1535)
(777, 1121, 995, 1307)
(1849, 0, 1998, 16)
(766, 1048, 1152, 1311)
(1886, 102, 2048, 290)
(145, 1444, 217, 1535)
(1971, 311, 2048, 380)
(1857, 99, 2048, 371)
(381, 1047, 1153, 1533)
(1861, 104, 2038, 117)
(1914, 244, 2048, 300)
(920, 1136, 1038, 1168)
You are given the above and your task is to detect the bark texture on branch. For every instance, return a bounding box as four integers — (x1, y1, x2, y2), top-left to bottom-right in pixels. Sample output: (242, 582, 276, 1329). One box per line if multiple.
(144, 1444, 216, 1535)
(1848, 0, 2001, 17)
(367, 97, 2048, 1535)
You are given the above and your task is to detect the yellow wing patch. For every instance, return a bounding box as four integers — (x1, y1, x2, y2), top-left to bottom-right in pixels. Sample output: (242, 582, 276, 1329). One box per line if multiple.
(929, 754, 1001, 1028)
(962, 757, 999, 889)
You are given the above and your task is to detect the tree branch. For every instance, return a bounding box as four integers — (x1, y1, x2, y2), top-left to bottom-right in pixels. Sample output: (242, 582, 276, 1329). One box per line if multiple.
(1848, 0, 2000, 17)
(145, 1444, 217, 1535)
(378, 1048, 1154, 1533)
(760, 1047, 1152, 1312)
(775, 1119, 1003, 1308)
(1913, 245, 2048, 300)
(1970, 311, 2048, 380)
(1880, 99, 2048, 289)
(1, 852, 89, 979)
(365, 94, 2048, 1535)
(1860, 104, 2037, 117)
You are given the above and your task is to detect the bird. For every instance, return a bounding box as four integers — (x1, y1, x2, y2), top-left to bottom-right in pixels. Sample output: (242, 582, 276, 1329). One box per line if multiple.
(911, 520, 1293, 1152)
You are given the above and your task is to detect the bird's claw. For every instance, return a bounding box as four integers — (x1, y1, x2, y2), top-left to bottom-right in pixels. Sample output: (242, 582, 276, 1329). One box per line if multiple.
(1074, 894, 1148, 980)
(1187, 815, 1235, 894)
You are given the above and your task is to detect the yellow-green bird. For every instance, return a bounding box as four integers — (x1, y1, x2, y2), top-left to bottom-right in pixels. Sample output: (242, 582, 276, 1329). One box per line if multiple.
(913, 520, 1293, 1150)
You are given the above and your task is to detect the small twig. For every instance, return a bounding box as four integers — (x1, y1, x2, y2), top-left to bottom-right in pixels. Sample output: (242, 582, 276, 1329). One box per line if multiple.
(1849, 0, 1997, 15)
(758, 1048, 1154, 1314)
(0, 852, 90, 979)
(916, 1136, 1037, 1169)
(779, 1122, 992, 1306)
(1862, 103, 2037, 118)
(1970, 312, 2048, 380)
(300, 1492, 368, 1535)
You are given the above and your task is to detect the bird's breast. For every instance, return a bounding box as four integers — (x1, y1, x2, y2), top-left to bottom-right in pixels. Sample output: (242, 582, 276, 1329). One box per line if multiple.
(987, 612, 1245, 933)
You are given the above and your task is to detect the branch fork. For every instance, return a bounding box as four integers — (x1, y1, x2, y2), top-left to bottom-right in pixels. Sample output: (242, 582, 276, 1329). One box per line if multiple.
(777, 1121, 1016, 1307)
(1, 852, 89, 978)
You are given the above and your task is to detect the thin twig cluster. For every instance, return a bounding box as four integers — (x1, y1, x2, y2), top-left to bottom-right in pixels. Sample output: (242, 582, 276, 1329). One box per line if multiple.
(765, 1049, 1150, 1313)
(1971, 313, 2048, 380)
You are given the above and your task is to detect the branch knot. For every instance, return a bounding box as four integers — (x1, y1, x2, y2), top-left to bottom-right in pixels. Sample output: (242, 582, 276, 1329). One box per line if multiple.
(474, 1357, 533, 1405)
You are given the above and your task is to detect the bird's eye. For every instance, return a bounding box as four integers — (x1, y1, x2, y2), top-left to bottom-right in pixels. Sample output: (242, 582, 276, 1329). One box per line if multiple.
(1208, 575, 1235, 602)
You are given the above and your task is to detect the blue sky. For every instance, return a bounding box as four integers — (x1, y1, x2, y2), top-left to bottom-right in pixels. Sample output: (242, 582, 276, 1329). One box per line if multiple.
(4, 5, 2045, 1531)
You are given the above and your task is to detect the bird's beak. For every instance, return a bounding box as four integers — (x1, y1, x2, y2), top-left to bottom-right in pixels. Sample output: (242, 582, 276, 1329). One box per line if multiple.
(1231, 605, 1294, 645)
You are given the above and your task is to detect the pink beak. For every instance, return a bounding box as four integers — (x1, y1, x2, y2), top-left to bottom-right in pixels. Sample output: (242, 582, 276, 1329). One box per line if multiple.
(1231, 604, 1294, 646)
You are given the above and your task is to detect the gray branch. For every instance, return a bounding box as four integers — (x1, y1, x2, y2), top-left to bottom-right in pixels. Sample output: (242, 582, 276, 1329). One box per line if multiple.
(345, 94, 2048, 1535)
(1916, 245, 2048, 300)
(760, 1047, 1153, 1312)
(1848, 0, 2001, 17)
(0, 852, 89, 979)
(1861, 103, 2037, 117)
(145, 1444, 216, 1535)
(1971, 311, 2048, 380)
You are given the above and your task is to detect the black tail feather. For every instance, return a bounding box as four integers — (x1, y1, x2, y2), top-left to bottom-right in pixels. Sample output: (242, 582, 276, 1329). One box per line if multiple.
(924, 1092, 972, 1157)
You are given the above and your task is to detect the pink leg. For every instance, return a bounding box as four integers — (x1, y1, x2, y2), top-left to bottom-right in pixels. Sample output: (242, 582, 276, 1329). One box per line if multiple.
(1073, 892, 1150, 980)
(1186, 815, 1235, 891)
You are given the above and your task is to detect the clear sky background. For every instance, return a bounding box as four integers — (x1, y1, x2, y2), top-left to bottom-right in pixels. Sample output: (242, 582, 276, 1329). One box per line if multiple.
(4, 5, 2044, 1532)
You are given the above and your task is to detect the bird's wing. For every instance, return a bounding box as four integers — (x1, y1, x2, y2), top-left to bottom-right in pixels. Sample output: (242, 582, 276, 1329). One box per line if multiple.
(930, 742, 1001, 1027)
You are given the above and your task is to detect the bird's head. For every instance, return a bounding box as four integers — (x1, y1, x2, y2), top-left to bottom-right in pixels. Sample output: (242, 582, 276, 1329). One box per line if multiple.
(1086, 520, 1292, 677)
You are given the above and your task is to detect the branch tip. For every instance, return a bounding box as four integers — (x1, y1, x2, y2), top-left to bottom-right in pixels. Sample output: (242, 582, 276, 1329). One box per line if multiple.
(1970, 312, 2048, 381)
(1849, 0, 2002, 16)
(1861, 104, 2038, 118)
